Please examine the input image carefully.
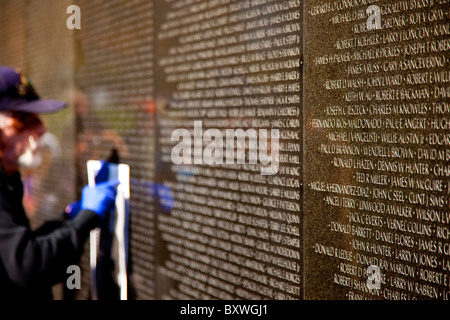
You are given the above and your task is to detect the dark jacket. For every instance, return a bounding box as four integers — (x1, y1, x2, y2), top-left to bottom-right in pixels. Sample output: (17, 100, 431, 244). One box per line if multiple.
(0, 166, 99, 300)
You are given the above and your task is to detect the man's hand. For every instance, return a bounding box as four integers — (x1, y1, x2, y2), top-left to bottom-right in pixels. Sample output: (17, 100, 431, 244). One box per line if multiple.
(81, 180, 119, 219)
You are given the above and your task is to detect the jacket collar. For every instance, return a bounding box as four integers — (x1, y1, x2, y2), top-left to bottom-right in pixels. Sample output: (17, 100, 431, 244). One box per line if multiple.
(0, 164, 22, 190)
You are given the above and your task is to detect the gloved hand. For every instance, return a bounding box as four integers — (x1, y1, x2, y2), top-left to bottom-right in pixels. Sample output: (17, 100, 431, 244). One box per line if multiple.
(81, 179, 120, 220)
(65, 161, 111, 220)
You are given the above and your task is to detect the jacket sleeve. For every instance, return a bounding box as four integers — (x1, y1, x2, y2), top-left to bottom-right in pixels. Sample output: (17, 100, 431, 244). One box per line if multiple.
(0, 205, 100, 288)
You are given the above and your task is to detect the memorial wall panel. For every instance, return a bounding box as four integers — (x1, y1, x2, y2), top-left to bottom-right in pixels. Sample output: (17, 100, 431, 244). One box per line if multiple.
(1, 0, 449, 301)
(0, 0, 27, 69)
(154, 0, 302, 300)
(305, 0, 450, 299)
(75, 0, 156, 300)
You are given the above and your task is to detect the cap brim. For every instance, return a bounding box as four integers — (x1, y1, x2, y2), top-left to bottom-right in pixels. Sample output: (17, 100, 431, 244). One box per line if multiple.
(10, 99, 67, 114)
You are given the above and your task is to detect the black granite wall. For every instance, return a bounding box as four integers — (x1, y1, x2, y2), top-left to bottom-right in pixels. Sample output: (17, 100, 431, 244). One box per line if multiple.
(0, 0, 448, 300)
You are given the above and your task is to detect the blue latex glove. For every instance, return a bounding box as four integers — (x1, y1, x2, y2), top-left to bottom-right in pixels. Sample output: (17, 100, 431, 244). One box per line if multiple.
(81, 179, 119, 220)
(65, 161, 111, 220)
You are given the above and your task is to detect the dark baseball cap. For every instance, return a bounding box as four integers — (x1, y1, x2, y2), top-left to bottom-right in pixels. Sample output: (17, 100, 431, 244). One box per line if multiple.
(0, 66, 67, 114)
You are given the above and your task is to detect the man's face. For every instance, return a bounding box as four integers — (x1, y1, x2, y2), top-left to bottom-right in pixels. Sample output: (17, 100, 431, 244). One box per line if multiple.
(0, 113, 46, 174)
